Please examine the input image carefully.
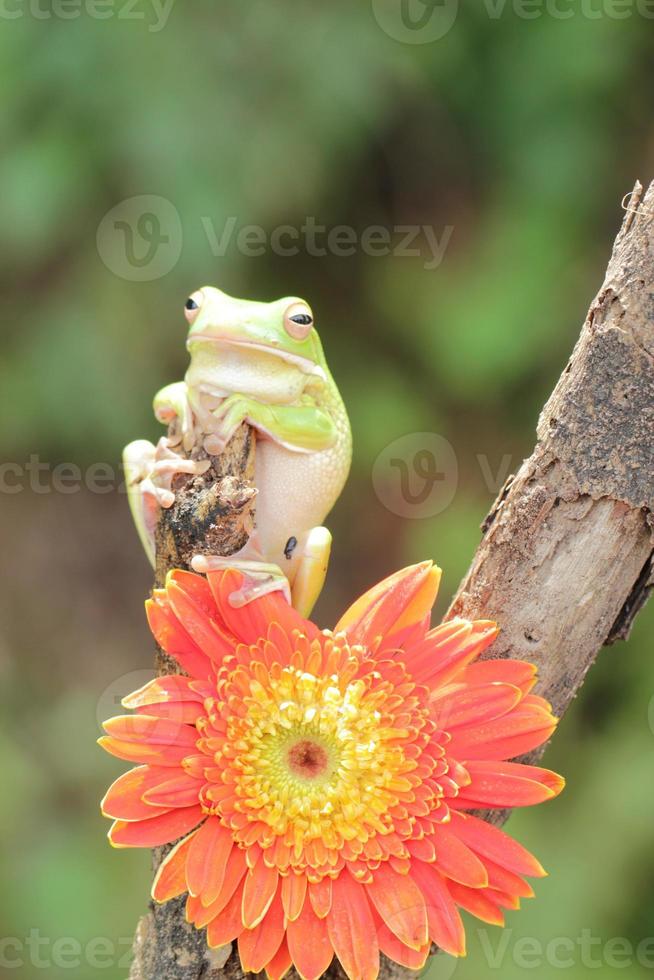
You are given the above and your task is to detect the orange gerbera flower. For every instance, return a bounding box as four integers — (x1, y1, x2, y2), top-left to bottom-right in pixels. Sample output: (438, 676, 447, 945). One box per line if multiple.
(99, 562, 564, 980)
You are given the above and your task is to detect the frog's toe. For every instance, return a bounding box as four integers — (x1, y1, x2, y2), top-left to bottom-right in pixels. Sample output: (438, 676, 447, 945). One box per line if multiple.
(140, 477, 175, 509)
(203, 433, 228, 456)
(290, 526, 332, 618)
(229, 571, 292, 608)
(150, 437, 211, 487)
(190, 555, 292, 608)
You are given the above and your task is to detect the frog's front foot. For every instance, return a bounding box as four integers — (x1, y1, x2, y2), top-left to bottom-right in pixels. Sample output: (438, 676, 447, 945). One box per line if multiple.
(123, 438, 211, 566)
(202, 394, 259, 456)
(154, 381, 200, 454)
(191, 554, 292, 607)
(149, 438, 211, 504)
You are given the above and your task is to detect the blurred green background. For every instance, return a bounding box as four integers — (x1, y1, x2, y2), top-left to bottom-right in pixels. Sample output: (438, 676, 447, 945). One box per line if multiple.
(2, 3, 654, 978)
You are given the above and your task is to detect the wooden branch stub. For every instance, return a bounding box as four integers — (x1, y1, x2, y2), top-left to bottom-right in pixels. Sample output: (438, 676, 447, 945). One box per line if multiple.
(154, 427, 256, 587)
(130, 425, 257, 979)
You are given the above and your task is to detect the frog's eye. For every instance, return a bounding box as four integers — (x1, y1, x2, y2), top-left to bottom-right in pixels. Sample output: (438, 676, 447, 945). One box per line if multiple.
(284, 301, 313, 341)
(184, 290, 204, 324)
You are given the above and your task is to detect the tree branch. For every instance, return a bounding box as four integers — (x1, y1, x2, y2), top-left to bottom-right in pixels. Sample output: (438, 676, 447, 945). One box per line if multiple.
(448, 180, 654, 761)
(128, 179, 654, 978)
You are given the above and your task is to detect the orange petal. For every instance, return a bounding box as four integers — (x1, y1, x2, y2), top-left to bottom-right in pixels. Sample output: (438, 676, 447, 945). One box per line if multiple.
(281, 872, 307, 922)
(238, 887, 285, 974)
(447, 697, 557, 761)
(190, 847, 248, 927)
(102, 714, 198, 748)
(145, 594, 212, 678)
(448, 813, 546, 878)
(365, 862, 428, 951)
(409, 862, 466, 957)
(409, 621, 470, 679)
(453, 761, 565, 809)
(208, 569, 320, 645)
(407, 836, 436, 863)
(376, 617, 432, 657)
(186, 817, 235, 899)
(109, 806, 203, 848)
(430, 823, 489, 888)
(122, 674, 204, 708)
(143, 772, 204, 808)
(335, 562, 440, 645)
(265, 937, 292, 980)
(242, 864, 279, 929)
(462, 658, 537, 694)
(432, 682, 522, 729)
(135, 701, 205, 724)
(308, 878, 332, 919)
(327, 874, 379, 980)
(151, 831, 197, 902)
(373, 909, 430, 971)
(287, 893, 334, 980)
(98, 735, 190, 767)
(166, 574, 235, 666)
(206, 878, 246, 947)
(480, 856, 534, 899)
(185, 893, 202, 923)
(101, 766, 173, 820)
(446, 880, 505, 927)
(166, 568, 220, 616)
(488, 888, 521, 910)
(188, 678, 215, 699)
(385, 566, 441, 637)
(409, 621, 499, 689)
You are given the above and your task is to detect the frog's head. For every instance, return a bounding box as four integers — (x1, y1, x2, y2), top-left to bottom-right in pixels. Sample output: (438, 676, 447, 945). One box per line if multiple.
(183, 286, 326, 403)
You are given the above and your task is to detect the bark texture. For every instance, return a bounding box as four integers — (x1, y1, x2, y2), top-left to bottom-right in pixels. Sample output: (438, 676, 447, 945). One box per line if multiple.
(129, 180, 654, 979)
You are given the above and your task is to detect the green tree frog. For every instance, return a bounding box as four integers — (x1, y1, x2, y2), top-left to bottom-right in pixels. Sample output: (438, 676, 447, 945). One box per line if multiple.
(123, 286, 352, 617)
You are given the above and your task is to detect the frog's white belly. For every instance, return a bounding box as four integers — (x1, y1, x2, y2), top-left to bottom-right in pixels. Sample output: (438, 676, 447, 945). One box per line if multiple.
(254, 438, 349, 569)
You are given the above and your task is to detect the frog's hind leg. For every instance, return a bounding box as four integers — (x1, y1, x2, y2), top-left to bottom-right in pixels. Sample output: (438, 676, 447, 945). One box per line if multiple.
(290, 526, 332, 619)
(192, 528, 332, 616)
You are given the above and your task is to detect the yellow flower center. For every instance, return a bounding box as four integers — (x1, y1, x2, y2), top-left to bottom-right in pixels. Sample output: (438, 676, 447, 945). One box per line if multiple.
(208, 650, 423, 863)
